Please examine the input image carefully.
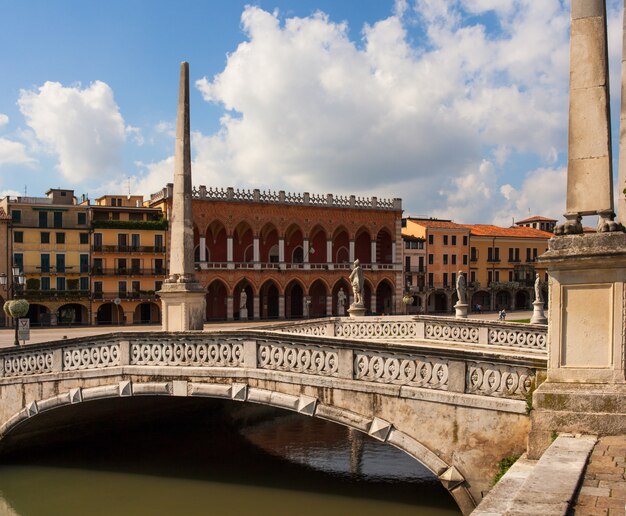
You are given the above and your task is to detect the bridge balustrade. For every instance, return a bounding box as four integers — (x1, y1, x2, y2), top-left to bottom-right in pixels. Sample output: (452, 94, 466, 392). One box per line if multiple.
(268, 316, 547, 352)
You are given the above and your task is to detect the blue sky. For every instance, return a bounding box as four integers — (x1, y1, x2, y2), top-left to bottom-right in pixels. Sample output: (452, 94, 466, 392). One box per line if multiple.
(0, 0, 623, 224)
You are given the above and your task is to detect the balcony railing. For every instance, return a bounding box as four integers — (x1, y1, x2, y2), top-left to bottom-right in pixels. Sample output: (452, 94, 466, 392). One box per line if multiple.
(92, 291, 159, 301)
(23, 289, 91, 300)
(405, 266, 425, 273)
(22, 267, 89, 275)
(91, 268, 166, 276)
(92, 245, 166, 254)
(195, 261, 402, 271)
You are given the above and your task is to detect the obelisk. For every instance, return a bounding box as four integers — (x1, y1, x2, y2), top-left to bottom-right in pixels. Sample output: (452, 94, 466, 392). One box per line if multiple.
(555, 0, 622, 234)
(618, 7, 626, 226)
(158, 62, 206, 331)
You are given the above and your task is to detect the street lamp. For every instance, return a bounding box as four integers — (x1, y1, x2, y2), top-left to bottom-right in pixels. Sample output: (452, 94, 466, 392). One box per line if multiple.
(1, 268, 26, 346)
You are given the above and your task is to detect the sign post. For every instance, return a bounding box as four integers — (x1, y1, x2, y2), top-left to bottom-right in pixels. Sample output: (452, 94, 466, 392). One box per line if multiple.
(17, 318, 30, 343)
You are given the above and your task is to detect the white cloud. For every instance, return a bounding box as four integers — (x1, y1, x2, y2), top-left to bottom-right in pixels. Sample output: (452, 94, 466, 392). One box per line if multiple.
(0, 138, 35, 167)
(186, 3, 572, 222)
(18, 80, 126, 181)
(125, 125, 144, 146)
(0, 114, 8, 127)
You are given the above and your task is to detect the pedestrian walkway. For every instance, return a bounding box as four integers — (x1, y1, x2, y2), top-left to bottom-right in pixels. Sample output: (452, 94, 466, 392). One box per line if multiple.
(572, 435, 626, 515)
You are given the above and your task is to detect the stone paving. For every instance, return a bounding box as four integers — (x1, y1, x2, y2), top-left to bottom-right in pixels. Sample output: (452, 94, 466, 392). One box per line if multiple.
(572, 436, 626, 516)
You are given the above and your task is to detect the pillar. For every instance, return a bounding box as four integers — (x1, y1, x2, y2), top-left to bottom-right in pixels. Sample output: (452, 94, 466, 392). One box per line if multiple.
(279, 238, 285, 265)
(227, 236, 234, 269)
(392, 241, 397, 264)
(349, 240, 355, 263)
(371, 241, 377, 269)
(278, 295, 285, 319)
(326, 239, 333, 269)
(226, 296, 234, 321)
(199, 236, 206, 262)
(371, 291, 377, 315)
(326, 294, 333, 315)
(253, 295, 260, 320)
(253, 236, 260, 269)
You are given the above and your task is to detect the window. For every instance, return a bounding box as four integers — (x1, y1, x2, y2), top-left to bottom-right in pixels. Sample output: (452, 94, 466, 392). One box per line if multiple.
(495, 247, 500, 261)
(443, 235, 448, 245)
(463, 255, 468, 265)
(526, 248, 531, 262)
(41, 277, 50, 290)
(488, 270, 493, 283)
(155, 234, 164, 251)
(443, 254, 448, 265)
(155, 258, 164, 274)
(11, 210, 21, 223)
(80, 233, 88, 244)
(533, 248, 538, 259)
(13, 231, 23, 243)
(155, 281, 163, 291)
(451, 235, 457, 246)
(129, 212, 143, 221)
(131, 234, 140, 249)
(508, 248, 514, 262)
(509, 271, 513, 281)
(56, 254, 65, 273)
(77, 212, 87, 225)
(13, 253, 23, 271)
(417, 240, 424, 249)
(53, 211, 63, 228)
(443, 273, 448, 287)
(80, 254, 89, 273)
(112, 211, 120, 220)
(470, 247, 477, 261)
(118, 258, 127, 273)
(56, 277, 66, 291)
(80, 277, 89, 291)
(470, 271, 476, 283)
(132, 281, 141, 293)
(428, 273, 434, 287)
(41, 232, 50, 244)
(495, 271, 500, 282)
(118, 281, 127, 296)
(515, 248, 520, 262)
(56, 232, 65, 244)
(463, 236, 468, 246)
(405, 256, 411, 270)
(93, 258, 103, 274)
(131, 258, 141, 274)
(451, 272, 456, 287)
(428, 254, 434, 265)
(451, 255, 457, 265)
(405, 241, 410, 249)
(428, 234, 434, 245)
(39, 211, 48, 228)
(40, 254, 50, 273)
(118, 234, 128, 250)
(93, 233, 102, 249)
(94, 281, 103, 299)
(418, 256, 424, 271)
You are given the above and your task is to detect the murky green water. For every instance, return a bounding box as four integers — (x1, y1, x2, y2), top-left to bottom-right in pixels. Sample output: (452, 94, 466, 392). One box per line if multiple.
(0, 399, 460, 516)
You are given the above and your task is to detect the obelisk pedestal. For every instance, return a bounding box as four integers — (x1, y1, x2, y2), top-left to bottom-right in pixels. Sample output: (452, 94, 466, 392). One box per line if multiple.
(529, 301, 547, 325)
(158, 62, 206, 331)
(454, 303, 468, 319)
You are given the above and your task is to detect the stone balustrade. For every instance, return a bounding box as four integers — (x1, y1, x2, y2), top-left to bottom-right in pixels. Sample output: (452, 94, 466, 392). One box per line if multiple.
(0, 330, 545, 402)
(268, 316, 548, 352)
(150, 184, 402, 211)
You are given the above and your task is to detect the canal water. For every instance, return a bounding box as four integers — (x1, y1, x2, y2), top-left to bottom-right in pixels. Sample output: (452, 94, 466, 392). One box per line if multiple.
(0, 398, 460, 516)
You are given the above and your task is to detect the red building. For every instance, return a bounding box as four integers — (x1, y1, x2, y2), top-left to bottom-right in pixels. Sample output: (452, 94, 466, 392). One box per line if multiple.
(149, 185, 403, 320)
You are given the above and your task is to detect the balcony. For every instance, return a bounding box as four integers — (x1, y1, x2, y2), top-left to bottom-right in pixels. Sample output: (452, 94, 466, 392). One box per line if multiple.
(23, 267, 89, 275)
(405, 266, 426, 273)
(487, 258, 501, 263)
(92, 245, 166, 254)
(91, 268, 166, 276)
(93, 291, 159, 301)
(23, 289, 91, 300)
(194, 261, 402, 272)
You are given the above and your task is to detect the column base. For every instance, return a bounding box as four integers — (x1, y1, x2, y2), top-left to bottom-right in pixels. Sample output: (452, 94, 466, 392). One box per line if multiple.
(240, 307, 248, 321)
(530, 301, 548, 324)
(347, 304, 366, 318)
(158, 282, 206, 331)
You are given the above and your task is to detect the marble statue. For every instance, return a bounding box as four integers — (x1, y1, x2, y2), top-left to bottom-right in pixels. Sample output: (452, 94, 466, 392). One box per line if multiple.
(239, 290, 247, 310)
(534, 273, 543, 303)
(337, 288, 346, 316)
(456, 271, 467, 305)
(349, 259, 364, 306)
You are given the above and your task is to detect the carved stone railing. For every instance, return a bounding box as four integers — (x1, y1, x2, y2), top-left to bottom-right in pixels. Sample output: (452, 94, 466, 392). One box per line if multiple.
(269, 316, 547, 352)
(149, 184, 403, 212)
(0, 330, 545, 402)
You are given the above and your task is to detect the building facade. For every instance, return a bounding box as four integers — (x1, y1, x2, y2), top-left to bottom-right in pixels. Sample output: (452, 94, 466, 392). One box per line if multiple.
(90, 195, 167, 326)
(0, 207, 9, 326)
(515, 215, 557, 233)
(149, 185, 404, 320)
(402, 218, 552, 313)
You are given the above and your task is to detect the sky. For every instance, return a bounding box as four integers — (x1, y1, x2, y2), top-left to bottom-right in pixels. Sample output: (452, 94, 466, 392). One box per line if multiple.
(0, 0, 623, 225)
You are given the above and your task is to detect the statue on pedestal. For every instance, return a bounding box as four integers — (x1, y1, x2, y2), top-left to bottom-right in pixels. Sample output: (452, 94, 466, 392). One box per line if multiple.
(337, 288, 346, 316)
(456, 271, 467, 305)
(534, 273, 543, 303)
(349, 259, 364, 306)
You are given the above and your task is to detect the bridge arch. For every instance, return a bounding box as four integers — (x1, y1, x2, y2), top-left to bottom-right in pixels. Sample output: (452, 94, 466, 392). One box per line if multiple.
(0, 379, 474, 513)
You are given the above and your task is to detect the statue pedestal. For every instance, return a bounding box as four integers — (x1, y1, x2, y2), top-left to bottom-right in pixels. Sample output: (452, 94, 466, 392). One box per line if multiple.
(240, 307, 248, 321)
(347, 303, 366, 318)
(454, 303, 468, 319)
(529, 233, 626, 458)
(338, 306, 345, 317)
(530, 301, 548, 325)
(158, 281, 206, 331)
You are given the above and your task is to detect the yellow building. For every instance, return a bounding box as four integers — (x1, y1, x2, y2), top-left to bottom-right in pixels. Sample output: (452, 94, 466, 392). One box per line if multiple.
(0, 189, 91, 325)
(0, 207, 9, 326)
(91, 195, 167, 325)
(465, 224, 551, 311)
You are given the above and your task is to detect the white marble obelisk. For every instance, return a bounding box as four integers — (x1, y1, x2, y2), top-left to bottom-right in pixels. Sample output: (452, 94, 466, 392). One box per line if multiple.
(158, 62, 206, 331)
(555, 0, 623, 234)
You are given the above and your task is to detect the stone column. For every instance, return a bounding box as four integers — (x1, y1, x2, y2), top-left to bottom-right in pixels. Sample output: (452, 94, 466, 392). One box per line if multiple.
(303, 238, 310, 270)
(253, 236, 261, 269)
(392, 241, 397, 264)
(370, 241, 377, 265)
(227, 236, 234, 269)
(326, 294, 333, 316)
(618, 6, 626, 226)
(158, 62, 206, 331)
(226, 296, 234, 321)
(326, 239, 333, 269)
(278, 295, 285, 319)
(199, 236, 206, 262)
(349, 241, 355, 263)
(371, 291, 377, 315)
(278, 238, 285, 269)
(557, 0, 621, 233)
(253, 295, 260, 320)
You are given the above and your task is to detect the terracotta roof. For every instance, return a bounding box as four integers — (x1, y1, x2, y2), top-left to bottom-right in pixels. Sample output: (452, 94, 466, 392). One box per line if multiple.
(515, 215, 557, 224)
(464, 224, 553, 238)
(407, 218, 469, 230)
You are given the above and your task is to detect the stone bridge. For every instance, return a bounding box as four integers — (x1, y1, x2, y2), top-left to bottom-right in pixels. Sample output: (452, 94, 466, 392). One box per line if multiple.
(0, 316, 547, 514)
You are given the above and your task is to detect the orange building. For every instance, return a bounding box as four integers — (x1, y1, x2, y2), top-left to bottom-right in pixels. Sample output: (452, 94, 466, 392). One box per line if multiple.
(149, 185, 403, 319)
(515, 215, 557, 233)
(0, 207, 9, 326)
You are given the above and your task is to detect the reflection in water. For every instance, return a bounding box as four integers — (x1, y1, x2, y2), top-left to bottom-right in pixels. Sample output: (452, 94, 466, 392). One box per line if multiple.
(0, 398, 460, 516)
